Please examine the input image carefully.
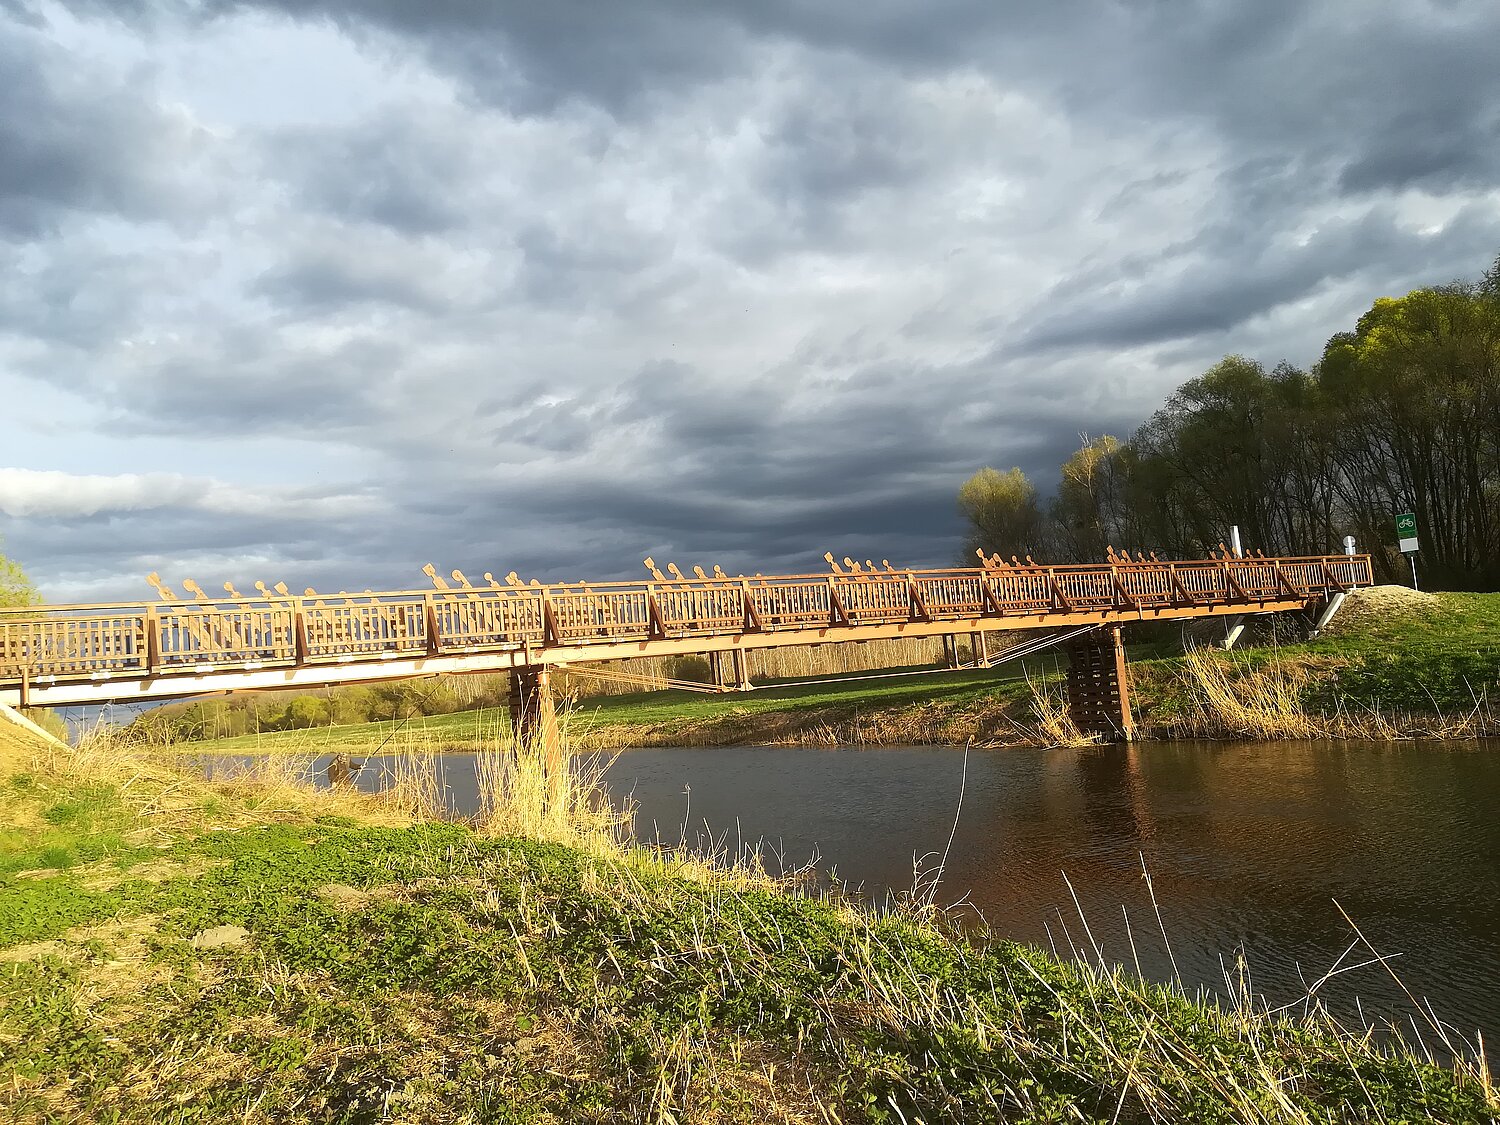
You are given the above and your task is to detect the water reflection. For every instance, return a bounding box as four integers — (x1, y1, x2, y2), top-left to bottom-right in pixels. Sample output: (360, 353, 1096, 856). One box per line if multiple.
(201, 739, 1500, 1046)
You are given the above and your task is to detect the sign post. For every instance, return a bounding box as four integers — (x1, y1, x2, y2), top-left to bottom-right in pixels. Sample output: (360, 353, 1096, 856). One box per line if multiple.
(1395, 512, 1419, 589)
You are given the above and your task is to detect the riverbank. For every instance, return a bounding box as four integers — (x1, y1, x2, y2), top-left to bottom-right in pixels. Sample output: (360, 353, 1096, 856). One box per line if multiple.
(178, 586, 1500, 755)
(3, 720, 1496, 1123)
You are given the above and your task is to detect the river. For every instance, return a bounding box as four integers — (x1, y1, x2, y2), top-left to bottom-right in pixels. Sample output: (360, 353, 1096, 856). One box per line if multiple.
(252, 739, 1500, 1049)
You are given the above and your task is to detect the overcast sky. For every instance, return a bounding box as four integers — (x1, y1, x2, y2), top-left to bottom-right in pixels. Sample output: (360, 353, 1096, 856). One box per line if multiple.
(3, 0, 1498, 601)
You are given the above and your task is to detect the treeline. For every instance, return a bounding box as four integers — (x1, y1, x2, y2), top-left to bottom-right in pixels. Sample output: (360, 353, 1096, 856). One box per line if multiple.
(129, 677, 513, 743)
(961, 254, 1500, 589)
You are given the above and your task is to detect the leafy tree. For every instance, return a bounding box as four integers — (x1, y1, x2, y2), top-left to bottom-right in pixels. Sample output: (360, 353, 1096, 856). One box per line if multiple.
(1051, 434, 1129, 560)
(958, 251, 1500, 589)
(0, 540, 36, 608)
(1318, 279, 1500, 588)
(281, 696, 332, 730)
(957, 466, 1048, 562)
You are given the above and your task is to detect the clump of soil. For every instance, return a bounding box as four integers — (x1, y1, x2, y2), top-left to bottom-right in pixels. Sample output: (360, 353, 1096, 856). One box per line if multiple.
(1319, 584, 1438, 636)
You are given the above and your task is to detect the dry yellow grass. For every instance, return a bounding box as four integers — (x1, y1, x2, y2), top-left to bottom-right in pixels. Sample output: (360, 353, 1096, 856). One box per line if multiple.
(1021, 672, 1103, 747)
(1168, 645, 1494, 741)
(1177, 647, 1323, 740)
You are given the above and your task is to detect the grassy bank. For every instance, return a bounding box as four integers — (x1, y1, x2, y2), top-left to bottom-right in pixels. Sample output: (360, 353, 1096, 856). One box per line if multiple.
(176, 587, 1500, 755)
(3, 719, 1496, 1123)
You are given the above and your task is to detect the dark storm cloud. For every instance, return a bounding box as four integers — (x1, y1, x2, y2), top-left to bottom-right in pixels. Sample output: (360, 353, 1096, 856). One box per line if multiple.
(1338, 106, 1500, 195)
(412, 355, 1105, 581)
(1019, 203, 1500, 354)
(120, 331, 395, 434)
(0, 27, 201, 238)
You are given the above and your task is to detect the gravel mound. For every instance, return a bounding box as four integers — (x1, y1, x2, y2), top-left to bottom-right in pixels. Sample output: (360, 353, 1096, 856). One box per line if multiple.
(1320, 584, 1438, 636)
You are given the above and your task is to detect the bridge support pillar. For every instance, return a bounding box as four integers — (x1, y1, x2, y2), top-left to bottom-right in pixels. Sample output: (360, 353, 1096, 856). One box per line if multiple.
(975, 631, 990, 667)
(508, 666, 559, 758)
(1065, 627, 1136, 742)
(729, 648, 752, 691)
(941, 634, 959, 669)
(711, 650, 750, 692)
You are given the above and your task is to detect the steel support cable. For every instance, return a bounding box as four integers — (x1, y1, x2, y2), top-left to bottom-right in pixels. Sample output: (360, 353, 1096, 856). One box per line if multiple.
(553, 663, 722, 694)
(745, 623, 1100, 692)
(545, 625, 1097, 697)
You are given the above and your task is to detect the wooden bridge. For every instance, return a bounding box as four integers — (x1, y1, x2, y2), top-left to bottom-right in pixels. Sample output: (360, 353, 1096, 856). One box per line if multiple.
(0, 552, 1371, 741)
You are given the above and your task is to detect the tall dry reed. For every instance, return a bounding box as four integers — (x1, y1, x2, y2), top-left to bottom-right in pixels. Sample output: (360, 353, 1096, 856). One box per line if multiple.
(1177, 646, 1321, 740)
(1172, 647, 1497, 741)
(1018, 671, 1101, 747)
(472, 711, 631, 851)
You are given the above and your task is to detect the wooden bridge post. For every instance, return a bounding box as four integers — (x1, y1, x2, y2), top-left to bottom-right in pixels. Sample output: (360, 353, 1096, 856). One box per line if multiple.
(730, 648, 752, 691)
(1064, 626, 1136, 741)
(508, 666, 558, 757)
(144, 605, 161, 673)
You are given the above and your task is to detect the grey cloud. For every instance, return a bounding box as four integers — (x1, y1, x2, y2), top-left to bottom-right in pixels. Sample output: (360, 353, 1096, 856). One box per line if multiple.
(514, 220, 683, 309)
(0, 27, 203, 238)
(1338, 106, 1500, 195)
(117, 330, 394, 434)
(269, 115, 477, 235)
(1017, 201, 1500, 354)
(254, 250, 450, 313)
(186, 0, 750, 115)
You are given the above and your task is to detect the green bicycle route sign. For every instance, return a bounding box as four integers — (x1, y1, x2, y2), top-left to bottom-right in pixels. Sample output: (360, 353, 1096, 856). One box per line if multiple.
(1396, 512, 1419, 554)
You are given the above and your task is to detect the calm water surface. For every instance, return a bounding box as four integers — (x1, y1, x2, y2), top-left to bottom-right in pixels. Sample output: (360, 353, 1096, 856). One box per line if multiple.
(272, 740, 1500, 1045)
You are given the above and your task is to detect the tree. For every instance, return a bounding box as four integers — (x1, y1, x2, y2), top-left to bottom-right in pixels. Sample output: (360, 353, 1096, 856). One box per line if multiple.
(1051, 435, 1128, 560)
(957, 467, 1048, 562)
(1317, 282, 1500, 588)
(0, 540, 36, 608)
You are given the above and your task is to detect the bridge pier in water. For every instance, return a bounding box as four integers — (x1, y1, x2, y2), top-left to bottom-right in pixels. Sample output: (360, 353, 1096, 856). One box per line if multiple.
(1064, 626, 1136, 742)
(507, 667, 560, 768)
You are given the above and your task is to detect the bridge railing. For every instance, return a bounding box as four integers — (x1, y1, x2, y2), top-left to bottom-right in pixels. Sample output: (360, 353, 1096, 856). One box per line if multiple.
(0, 555, 1372, 686)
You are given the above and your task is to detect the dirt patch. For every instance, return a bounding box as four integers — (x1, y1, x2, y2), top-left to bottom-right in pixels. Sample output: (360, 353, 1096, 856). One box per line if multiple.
(3, 915, 179, 1023)
(78, 854, 227, 890)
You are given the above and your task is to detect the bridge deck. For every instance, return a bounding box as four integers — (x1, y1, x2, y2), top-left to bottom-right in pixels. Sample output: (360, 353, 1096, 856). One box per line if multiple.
(0, 555, 1371, 706)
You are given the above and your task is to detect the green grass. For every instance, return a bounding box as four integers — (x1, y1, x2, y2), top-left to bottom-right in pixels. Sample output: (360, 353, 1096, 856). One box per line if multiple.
(5, 699, 1497, 1122)
(0, 770, 149, 878)
(1299, 592, 1500, 712)
(5, 816, 1495, 1123)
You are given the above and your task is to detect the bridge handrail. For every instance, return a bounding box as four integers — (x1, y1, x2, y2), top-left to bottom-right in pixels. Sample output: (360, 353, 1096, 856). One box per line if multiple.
(0, 554, 1372, 617)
